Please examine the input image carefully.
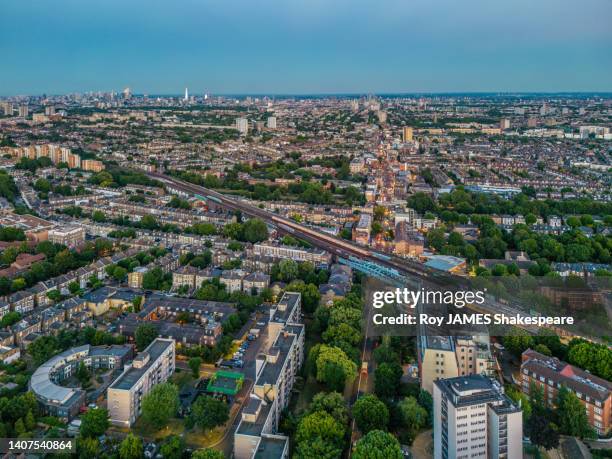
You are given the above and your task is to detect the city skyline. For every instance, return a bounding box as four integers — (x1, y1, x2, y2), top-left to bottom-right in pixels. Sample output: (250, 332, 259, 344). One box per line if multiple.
(1, 0, 611, 95)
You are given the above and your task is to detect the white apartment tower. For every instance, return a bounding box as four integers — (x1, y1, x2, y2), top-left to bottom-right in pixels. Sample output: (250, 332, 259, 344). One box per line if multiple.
(433, 375, 522, 459)
(236, 117, 249, 134)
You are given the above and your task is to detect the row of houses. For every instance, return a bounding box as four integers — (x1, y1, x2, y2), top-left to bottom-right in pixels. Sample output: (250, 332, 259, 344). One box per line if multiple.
(172, 266, 270, 294)
(0, 247, 142, 317)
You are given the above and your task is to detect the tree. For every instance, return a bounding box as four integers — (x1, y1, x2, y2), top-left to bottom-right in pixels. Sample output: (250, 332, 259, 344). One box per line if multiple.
(373, 344, 400, 365)
(398, 396, 428, 441)
(27, 335, 60, 365)
(308, 391, 349, 425)
(328, 305, 361, 330)
(159, 435, 184, 459)
(187, 395, 229, 431)
(533, 344, 552, 356)
(142, 267, 165, 290)
(191, 449, 225, 459)
(502, 328, 534, 357)
(140, 214, 159, 230)
(112, 265, 128, 281)
(68, 281, 81, 294)
(241, 218, 269, 243)
(76, 361, 90, 385)
(323, 323, 361, 348)
(189, 357, 202, 378)
(14, 418, 26, 436)
(374, 362, 402, 399)
(557, 387, 594, 438)
(566, 216, 581, 228)
(92, 210, 106, 222)
(24, 410, 36, 430)
(525, 413, 559, 450)
(34, 178, 51, 193)
(352, 394, 389, 434)
(286, 280, 320, 313)
(135, 323, 158, 351)
(0, 310, 20, 328)
(315, 345, 357, 392)
(353, 430, 403, 459)
(77, 437, 101, 459)
(80, 408, 109, 438)
(119, 433, 143, 459)
(295, 411, 345, 459)
(277, 259, 299, 282)
(294, 437, 343, 459)
(407, 192, 436, 214)
(141, 383, 179, 429)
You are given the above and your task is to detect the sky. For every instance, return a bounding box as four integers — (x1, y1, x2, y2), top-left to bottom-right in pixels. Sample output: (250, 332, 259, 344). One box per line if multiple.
(1, 0, 611, 95)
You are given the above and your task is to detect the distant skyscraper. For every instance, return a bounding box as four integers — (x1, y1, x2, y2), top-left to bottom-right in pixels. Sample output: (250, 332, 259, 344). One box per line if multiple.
(500, 119, 510, 130)
(123, 87, 131, 99)
(45, 106, 56, 116)
(267, 116, 277, 129)
(184, 87, 189, 101)
(18, 105, 29, 118)
(236, 117, 249, 134)
(403, 126, 413, 142)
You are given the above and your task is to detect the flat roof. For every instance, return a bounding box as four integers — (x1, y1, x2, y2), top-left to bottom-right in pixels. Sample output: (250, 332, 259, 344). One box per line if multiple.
(109, 339, 173, 391)
(254, 435, 288, 459)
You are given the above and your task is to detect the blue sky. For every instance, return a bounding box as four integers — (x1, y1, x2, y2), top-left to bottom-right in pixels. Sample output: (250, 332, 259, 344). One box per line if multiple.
(1, 0, 611, 95)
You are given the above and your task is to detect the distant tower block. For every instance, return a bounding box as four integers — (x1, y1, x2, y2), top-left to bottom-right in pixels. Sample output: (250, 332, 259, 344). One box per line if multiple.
(267, 116, 277, 129)
(184, 88, 189, 101)
(403, 127, 413, 142)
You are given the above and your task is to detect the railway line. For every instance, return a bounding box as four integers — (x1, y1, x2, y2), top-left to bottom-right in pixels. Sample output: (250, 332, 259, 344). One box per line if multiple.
(147, 172, 606, 342)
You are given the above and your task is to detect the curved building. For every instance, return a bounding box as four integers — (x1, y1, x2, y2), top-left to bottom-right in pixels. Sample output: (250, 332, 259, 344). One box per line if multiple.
(30, 344, 132, 420)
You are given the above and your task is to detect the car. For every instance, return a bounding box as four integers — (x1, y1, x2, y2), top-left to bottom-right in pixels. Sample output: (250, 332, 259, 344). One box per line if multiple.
(144, 443, 158, 459)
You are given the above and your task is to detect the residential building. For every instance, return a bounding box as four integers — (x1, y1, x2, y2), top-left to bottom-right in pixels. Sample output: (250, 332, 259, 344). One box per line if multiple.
(419, 335, 494, 394)
(107, 338, 176, 427)
(353, 213, 372, 245)
(236, 117, 249, 134)
(403, 126, 414, 142)
(521, 349, 611, 435)
(234, 292, 304, 459)
(48, 225, 85, 248)
(433, 375, 522, 459)
(30, 344, 132, 420)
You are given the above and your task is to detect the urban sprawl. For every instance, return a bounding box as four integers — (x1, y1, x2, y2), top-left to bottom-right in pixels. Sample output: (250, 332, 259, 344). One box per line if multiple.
(0, 91, 610, 459)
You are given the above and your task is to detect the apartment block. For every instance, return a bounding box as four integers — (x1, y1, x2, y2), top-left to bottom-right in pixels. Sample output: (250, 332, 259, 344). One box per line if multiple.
(250, 242, 332, 267)
(107, 338, 175, 426)
(433, 375, 522, 459)
(234, 292, 304, 459)
(48, 225, 85, 248)
(419, 335, 495, 394)
(353, 213, 372, 245)
(520, 349, 611, 435)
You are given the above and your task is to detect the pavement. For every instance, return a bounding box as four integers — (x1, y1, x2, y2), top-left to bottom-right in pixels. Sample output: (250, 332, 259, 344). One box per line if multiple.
(410, 429, 433, 459)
